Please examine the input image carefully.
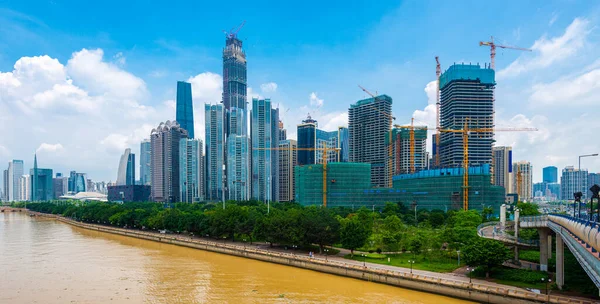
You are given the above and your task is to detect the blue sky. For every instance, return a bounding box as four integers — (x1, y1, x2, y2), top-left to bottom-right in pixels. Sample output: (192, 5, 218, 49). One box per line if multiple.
(1, 0, 599, 183)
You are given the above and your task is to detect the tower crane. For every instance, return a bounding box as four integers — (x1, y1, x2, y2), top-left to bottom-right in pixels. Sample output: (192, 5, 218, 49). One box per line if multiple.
(479, 36, 532, 70)
(223, 20, 246, 39)
(253, 145, 340, 207)
(394, 118, 537, 210)
(435, 56, 441, 168)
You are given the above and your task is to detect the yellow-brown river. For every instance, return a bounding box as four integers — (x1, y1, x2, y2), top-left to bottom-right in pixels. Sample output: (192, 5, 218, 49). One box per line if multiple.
(0, 212, 474, 303)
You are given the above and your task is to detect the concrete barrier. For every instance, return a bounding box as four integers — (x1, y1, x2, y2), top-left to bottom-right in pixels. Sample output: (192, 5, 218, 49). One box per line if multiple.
(28, 213, 594, 304)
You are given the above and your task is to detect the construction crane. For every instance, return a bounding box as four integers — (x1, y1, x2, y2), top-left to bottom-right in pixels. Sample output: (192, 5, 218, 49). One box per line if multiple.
(435, 56, 441, 168)
(394, 119, 537, 210)
(253, 145, 340, 207)
(479, 36, 532, 70)
(223, 20, 246, 39)
(357, 85, 397, 121)
(393, 118, 428, 174)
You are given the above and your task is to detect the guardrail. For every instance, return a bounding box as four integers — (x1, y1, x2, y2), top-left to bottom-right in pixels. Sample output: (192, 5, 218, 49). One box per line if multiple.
(31, 212, 591, 304)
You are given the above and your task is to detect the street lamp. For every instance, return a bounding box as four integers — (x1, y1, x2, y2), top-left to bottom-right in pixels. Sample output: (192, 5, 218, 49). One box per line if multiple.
(324, 248, 329, 261)
(362, 254, 367, 267)
(408, 260, 415, 274)
(466, 267, 475, 284)
(579, 154, 598, 171)
(541, 277, 552, 302)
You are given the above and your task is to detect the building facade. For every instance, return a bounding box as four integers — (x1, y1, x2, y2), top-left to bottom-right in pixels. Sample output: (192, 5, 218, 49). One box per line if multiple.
(205, 104, 225, 201)
(176, 81, 194, 138)
(116, 148, 135, 186)
(68, 171, 87, 194)
(439, 63, 495, 168)
(493, 146, 513, 193)
(278, 140, 297, 202)
(107, 185, 151, 202)
(140, 139, 151, 186)
(53, 173, 69, 199)
(3, 169, 8, 201)
(251, 98, 278, 201)
(588, 173, 600, 199)
(348, 95, 393, 188)
(8, 160, 24, 201)
(30, 154, 53, 201)
(385, 127, 428, 185)
(561, 166, 588, 200)
(297, 114, 318, 166)
(150, 120, 188, 202)
(19, 175, 31, 201)
(338, 127, 349, 162)
(543, 166, 558, 183)
(222, 30, 247, 136)
(227, 135, 250, 201)
(179, 138, 205, 203)
(512, 161, 532, 202)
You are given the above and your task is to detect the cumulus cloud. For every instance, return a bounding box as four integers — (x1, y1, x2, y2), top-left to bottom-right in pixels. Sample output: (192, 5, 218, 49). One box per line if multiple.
(36, 143, 64, 153)
(309, 92, 324, 107)
(529, 68, 600, 106)
(113, 52, 126, 66)
(498, 18, 591, 79)
(260, 82, 278, 93)
(187, 72, 222, 104)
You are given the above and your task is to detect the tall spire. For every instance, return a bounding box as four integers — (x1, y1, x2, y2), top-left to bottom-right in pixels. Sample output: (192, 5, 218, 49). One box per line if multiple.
(34, 153, 38, 170)
(32, 152, 38, 201)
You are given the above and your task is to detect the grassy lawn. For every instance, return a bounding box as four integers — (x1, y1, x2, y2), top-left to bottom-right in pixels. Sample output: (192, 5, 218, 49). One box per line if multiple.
(343, 252, 463, 273)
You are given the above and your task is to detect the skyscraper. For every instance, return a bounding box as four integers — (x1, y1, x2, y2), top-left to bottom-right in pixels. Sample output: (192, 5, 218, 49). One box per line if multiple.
(561, 166, 588, 200)
(179, 138, 204, 203)
(205, 104, 225, 201)
(251, 98, 278, 201)
(493, 146, 513, 193)
(385, 127, 427, 183)
(150, 120, 188, 202)
(513, 161, 532, 202)
(439, 63, 495, 168)
(222, 28, 247, 136)
(176, 81, 194, 138)
(278, 120, 287, 141)
(8, 160, 24, 201)
(2, 169, 8, 201)
(348, 95, 392, 188)
(140, 139, 151, 186)
(297, 114, 318, 166)
(19, 175, 31, 201)
(227, 135, 250, 200)
(278, 139, 297, 202)
(338, 127, 349, 162)
(53, 173, 68, 199)
(30, 154, 53, 201)
(116, 148, 135, 186)
(68, 171, 87, 193)
(543, 166, 558, 183)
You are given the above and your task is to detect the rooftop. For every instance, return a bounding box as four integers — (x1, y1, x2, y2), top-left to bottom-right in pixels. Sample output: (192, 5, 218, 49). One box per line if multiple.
(439, 63, 495, 88)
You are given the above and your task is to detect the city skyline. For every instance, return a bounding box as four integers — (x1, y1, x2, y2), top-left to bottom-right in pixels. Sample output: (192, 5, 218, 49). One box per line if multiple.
(0, 2, 600, 182)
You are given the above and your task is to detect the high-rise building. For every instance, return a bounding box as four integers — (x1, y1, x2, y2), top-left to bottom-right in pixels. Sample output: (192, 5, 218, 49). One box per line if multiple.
(513, 161, 532, 202)
(297, 114, 318, 166)
(385, 127, 427, 183)
(251, 98, 278, 201)
(588, 173, 600, 198)
(150, 120, 188, 202)
(2, 169, 8, 201)
(278, 140, 297, 202)
(493, 146, 513, 193)
(30, 154, 53, 201)
(116, 148, 135, 186)
(338, 127, 349, 162)
(278, 120, 287, 141)
(543, 166, 558, 183)
(227, 135, 250, 200)
(561, 166, 588, 200)
(222, 28, 247, 136)
(53, 173, 68, 199)
(176, 81, 194, 138)
(205, 104, 225, 201)
(140, 139, 151, 186)
(348, 95, 392, 188)
(68, 171, 87, 194)
(439, 63, 495, 168)
(179, 138, 204, 203)
(8, 160, 24, 201)
(19, 175, 31, 201)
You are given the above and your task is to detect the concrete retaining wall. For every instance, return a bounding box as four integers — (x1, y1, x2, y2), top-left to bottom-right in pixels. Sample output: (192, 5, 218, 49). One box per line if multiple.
(31, 213, 593, 304)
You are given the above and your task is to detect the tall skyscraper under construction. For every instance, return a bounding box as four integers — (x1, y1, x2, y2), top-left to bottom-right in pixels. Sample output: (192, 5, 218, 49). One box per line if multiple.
(439, 63, 495, 169)
(176, 81, 194, 138)
(348, 95, 392, 188)
(385, 127, 427, 181)
(223, 26, 247, 136)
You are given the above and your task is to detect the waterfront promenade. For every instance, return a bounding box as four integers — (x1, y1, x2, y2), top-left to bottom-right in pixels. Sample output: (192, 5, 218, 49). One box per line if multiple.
(23, 209, 595, 304)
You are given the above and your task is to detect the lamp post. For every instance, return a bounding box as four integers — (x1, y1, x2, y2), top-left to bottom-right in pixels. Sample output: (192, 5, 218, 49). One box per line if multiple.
(362, 254, 367, 267)
(408, 260, 415, 274)
(324, 248, 329, 261)
(579, 154, 598, 171)
(541, 277, 552, 303)
(466, 267, 475, 284)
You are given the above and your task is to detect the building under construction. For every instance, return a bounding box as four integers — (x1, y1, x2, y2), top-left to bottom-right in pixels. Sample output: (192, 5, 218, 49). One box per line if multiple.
(295, 163, 504, 211)
(385, 127, 428, 176)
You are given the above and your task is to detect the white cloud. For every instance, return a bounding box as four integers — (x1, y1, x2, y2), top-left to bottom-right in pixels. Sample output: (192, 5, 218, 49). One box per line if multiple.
(260, 82, 278, 93)
(498, 18, 591, 79)
(549, 12, 558, 26)
(187, 72, 222, 104)
(36, 143, 64, 153)
(309, 92, 324, 107)
(113, 52, 126, 66)
(100, 134, 129, 152)
(0, 145, 9, 157)
(529, 68, 600, 106)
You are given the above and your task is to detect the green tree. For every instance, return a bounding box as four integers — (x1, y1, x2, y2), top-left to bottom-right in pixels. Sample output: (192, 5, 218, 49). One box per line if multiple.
(516, 202, 540, 216)
(463, 238, 511, 278)
(302, 206, 340, 253)
(339, 216, 371, 257)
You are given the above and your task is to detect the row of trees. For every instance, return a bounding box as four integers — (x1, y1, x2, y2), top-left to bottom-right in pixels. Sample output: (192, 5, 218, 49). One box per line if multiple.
(24, 200, 512, 274)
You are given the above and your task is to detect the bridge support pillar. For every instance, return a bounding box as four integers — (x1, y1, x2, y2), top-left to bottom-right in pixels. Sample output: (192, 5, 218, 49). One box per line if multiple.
(548, 233, 553, 260)
(556, 234, 564, 290)
(539, 228, 549, 272)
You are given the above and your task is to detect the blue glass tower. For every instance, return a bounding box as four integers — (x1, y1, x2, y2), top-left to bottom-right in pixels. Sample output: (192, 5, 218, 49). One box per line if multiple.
(543, 166, 558, 183)
(176, 81, 194, 138)
(205, 104, 225, 201)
